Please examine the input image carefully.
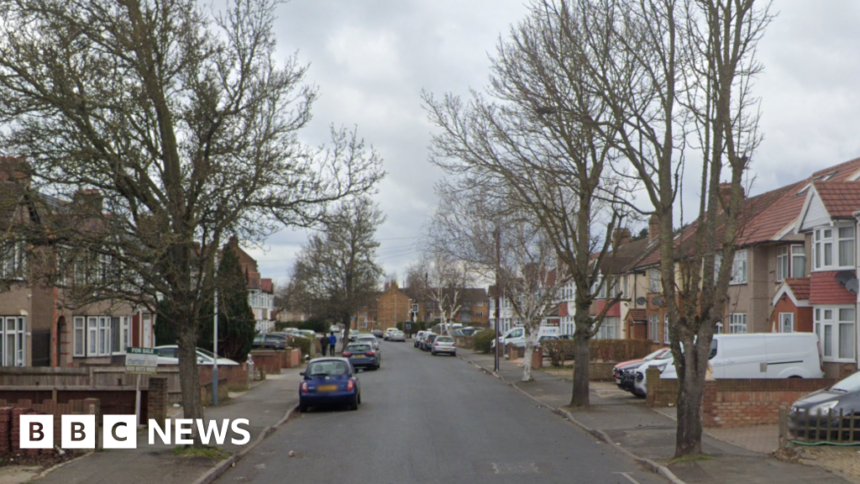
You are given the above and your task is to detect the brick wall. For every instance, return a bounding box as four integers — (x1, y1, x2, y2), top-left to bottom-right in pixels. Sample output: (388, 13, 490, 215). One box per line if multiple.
(198, 364, 249, 391)
(645, 370, 838, 428)
(0, 398, 100, 455)
(147, 377, 167, 428)
(250, 351, 281, 375)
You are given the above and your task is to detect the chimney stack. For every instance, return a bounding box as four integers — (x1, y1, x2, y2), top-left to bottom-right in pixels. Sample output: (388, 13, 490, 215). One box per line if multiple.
(718, 183, 745, 213)
(648, 215, 660, 242)
(613, 227, 632, 247)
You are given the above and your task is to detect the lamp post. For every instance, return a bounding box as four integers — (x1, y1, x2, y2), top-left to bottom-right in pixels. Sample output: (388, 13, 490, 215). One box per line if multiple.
(212, 251, 219, 406)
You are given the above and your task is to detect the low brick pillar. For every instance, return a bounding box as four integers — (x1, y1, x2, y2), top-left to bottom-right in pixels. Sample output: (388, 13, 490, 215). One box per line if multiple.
(251, 351, 281, 375)
(531, 348, 543, 369)
(147, 376, 168, 429)
(289, 348, 300, 367)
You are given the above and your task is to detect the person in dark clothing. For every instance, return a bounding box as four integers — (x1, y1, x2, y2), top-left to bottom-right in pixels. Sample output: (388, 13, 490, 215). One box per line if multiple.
(320, 334, 328, 356)
(328, 332, 337, 356)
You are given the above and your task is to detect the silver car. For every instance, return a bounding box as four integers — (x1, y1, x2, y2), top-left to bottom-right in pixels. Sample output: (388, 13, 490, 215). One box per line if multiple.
(430, 336, 456, 356)
(355, 335, 380, 351)
(389, 330, 406, 342)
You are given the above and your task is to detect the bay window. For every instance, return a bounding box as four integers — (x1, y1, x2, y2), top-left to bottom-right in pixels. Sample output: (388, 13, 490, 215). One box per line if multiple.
(76, 315, 114, 357)
(649, 314, 659, 342)
(838, 227, 855, 267)
(649, 269, 660, 293)
(815, 306, 855, 361)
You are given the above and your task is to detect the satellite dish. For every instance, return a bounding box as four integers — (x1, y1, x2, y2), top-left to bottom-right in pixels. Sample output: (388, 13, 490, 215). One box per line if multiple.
(848, 279, 860, 295)
(835, 271, 855, 286)
(651, 296, 663, 306)
(636, 297, 647, 306)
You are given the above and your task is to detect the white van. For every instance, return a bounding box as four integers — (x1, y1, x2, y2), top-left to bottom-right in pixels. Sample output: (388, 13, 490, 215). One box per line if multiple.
(660, 333, 823, 380)
(491, 326, 560, 349)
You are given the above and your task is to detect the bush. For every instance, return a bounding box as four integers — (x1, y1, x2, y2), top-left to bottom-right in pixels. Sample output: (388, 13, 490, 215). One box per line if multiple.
(289, 336, 313, 358)
(473, 330, 496, 353)
(544, 340, 576, 366)
(589, 339, 652, 362)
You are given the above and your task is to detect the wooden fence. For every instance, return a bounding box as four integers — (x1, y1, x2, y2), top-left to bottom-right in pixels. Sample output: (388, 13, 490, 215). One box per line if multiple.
(787, 407, 860, 444)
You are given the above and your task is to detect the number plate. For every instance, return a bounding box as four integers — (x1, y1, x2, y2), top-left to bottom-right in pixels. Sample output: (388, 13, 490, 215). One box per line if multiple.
(317, 385, 338, 392)
(351, 354, 364, 358)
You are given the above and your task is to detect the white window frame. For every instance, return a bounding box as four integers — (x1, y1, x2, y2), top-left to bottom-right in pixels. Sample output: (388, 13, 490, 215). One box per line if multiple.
(838, 226, 855, 268)
(814, 227, 841, 271)
(779, 313, 794, 333)
(0, 316, 26, 367)
(663, 315, 669, 344)
(83, 315, 112, 357)
(649, 314, 659, 343)
(791, 244, 806, 278)
(776, 246, 789, 282)
(729, 313, 747, 334)
(649, 269, 660, 294)
(73, 316, 85, 357)
(815, 306, 856, 362)
(730, 250, 748, 285)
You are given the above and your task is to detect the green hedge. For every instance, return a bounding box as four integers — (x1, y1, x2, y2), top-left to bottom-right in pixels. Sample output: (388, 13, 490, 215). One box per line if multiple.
(289, 336, 313, 358)
(543, 338, 653, 367)
(473, 330, 496, 353)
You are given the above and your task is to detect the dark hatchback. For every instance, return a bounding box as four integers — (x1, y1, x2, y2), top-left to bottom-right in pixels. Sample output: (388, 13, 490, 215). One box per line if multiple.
(342, 343, 381, 370)
(251, 333, 288, 350)
(790, 371, 860, 439)
(299, 358, 361, 412)
(422, 333, 438, 351)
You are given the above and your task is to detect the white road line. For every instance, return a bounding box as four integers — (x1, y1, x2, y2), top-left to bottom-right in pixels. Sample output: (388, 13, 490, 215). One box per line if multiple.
(613, 471, 641, 484)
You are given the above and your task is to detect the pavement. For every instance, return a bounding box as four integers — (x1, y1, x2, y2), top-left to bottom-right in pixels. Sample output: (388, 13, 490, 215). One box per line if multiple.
(216, 340, 670, 484)
(13, 366, 303, 484)
(462, 351, 856, 484)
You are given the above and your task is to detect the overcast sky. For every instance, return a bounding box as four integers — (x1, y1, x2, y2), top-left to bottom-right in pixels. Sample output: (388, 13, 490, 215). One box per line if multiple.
(242, 0, 860, 288)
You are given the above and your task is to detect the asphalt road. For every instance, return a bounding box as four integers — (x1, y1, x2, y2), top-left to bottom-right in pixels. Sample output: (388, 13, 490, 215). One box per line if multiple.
(215, 340, 669, 484)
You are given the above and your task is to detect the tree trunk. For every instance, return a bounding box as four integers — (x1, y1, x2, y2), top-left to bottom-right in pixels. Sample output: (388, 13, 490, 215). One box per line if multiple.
(675, 342, 708, 456)
(570, 329, 590, 406)
(522, 327, 535, 382)
(176, 312, 203, 445)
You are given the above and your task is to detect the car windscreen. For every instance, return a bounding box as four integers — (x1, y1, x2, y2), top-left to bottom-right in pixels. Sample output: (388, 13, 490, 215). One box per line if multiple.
(347, 345, 371, 353)
(357, 337, 376, 343)
(832, 371, 860, 393)
(436, 337, 454, 343)
(307, 360, 349, 376)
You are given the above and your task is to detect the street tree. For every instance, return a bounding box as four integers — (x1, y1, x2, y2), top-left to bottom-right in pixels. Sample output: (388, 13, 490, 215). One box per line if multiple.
(422, 0, 629, 405)
(405, 251, 473, 335)
(0, 0, 383, 430)
(288, 196, 385, 351)
(565, 0, 773, 456)
(209, 237, 256, 362)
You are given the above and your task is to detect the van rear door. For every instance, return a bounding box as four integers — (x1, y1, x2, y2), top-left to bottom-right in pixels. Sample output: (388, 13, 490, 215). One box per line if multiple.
(764, 334, 822, 378)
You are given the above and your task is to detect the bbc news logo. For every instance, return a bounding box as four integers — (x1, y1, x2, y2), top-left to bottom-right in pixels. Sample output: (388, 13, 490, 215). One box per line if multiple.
(20, 415, 251, 449)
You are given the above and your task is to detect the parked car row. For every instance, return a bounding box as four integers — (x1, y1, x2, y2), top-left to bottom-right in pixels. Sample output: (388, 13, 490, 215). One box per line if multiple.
(614, 333, 825, 398)
(413, 331, 457, 356)
(490, 325, 561, 350)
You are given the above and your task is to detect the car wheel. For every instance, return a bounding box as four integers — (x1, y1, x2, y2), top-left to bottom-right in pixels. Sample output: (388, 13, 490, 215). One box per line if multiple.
(432, 350, 436, 356)
(299, 402, 308, 413)
(350, 395, 359, 411)
(452, 352, 457, 357)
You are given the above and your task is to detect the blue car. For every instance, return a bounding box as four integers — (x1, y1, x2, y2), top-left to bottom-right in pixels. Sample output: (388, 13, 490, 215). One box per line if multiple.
(299, 358, 361, 412)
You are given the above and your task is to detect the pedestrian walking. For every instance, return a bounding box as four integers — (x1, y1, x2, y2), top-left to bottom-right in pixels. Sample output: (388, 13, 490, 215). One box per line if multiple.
(328, 332, 337, 356)
(320, 334, 328, 356)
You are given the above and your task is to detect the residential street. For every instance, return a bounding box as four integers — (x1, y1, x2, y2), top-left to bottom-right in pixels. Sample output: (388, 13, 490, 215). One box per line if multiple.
(214, 341, 668, 484)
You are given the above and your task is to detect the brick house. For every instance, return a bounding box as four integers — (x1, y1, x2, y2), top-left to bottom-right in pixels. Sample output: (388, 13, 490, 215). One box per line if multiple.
(233, 242, 275, 333)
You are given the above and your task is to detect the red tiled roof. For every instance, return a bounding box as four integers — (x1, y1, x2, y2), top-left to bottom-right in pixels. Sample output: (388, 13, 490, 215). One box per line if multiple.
(812, 181, 860, 219)
(809, 271, 856, 305)
(261, 278, 273, 293)
(627, 308, 647, 321)
(591, 299, 621, 318)
(784, 277, 810, 301)
(736, 182, 806, 245)
(558, 301, 569, 317)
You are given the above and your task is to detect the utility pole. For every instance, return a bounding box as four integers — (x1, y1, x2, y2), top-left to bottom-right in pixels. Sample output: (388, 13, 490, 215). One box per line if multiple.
(212, 250, 220, 406)
(494, 226, 501, 373)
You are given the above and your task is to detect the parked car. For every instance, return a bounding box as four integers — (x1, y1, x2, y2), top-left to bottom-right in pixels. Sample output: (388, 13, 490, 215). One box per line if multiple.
(342, 343, 381, 370)
(789, 370, 860, 439)
(389, 330, 406, 342)
(422, 333, 438, 351)
(154, 346, 239, 366)
(371, 328, 385, 339)
(431, 336, 456, 356)
(293, 330, 316, 340)
(660, 333, 824, 380)
(614, 349, 670, 388)
(251, 333, 288, 350)
(414, 331, 426, 348)
(491, 326, 560, 349)
(355, 335, 380, 351)
(383, 328, 397, 341)
(632, 353, 674, 397)
(299, 357, 361, 412)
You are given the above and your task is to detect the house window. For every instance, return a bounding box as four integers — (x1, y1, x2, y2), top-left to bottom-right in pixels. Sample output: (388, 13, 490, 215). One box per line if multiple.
(663, 315, 669, 344)
(791, 245, 806, 278)
(0, 317, 26, 366)
(597, 317, 619, 340)
(649, 269, 660, 293)
(649, 314, 659, 342)
(715, 320, 723, 334)
(814, 228, 834, 270)
(730, 250, 748, 284)
(838, 227, 855, 267)
(776, 246, 789, 282)
(110, 316, 132, 353)
(73, 317, 85, 357)
(729, 313, 747, 334)
(779, 313, 794, 333)
(815, 306, 855, 361)
(0, 241, 27, 280)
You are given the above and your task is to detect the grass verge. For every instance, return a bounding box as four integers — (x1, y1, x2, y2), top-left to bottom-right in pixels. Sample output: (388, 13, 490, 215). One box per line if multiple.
(172, 446, 231, 460)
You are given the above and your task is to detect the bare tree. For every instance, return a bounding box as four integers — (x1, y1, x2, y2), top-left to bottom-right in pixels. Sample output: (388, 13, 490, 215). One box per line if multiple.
(406, 251, 473, 334)
(0, 0, 383, 430)
(422, 0, 630, 405)
(567, 0, 772, 456)
(288, 197, 385, 352)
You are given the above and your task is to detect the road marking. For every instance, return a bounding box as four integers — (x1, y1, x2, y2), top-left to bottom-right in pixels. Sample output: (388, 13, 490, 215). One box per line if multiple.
(491, 462, 540, 475)
(614, 471, 641, 484)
